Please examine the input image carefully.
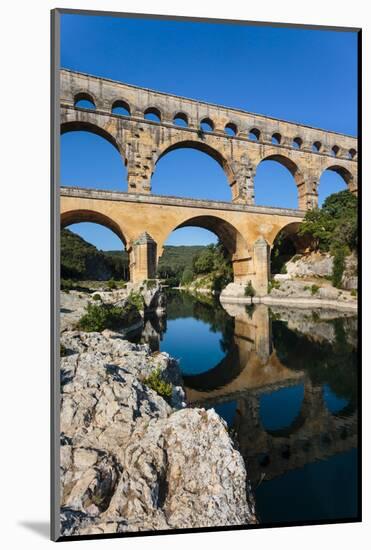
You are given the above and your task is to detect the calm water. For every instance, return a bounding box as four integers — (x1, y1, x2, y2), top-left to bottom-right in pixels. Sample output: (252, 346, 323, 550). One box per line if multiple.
(131, 290, 358, 525)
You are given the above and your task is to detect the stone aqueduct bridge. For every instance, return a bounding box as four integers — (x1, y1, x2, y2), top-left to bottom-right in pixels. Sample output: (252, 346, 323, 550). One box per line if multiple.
(60, 69, 358, 293)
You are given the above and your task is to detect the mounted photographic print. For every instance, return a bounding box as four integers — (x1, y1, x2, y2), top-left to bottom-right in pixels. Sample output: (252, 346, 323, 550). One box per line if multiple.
(51, 8, 361, 541)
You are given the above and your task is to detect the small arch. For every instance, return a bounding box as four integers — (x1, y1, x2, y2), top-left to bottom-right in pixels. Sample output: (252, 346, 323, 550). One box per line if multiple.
(225, 122, 238, 137)
(111, 100, 131, 117)
(249, 128, 261, 142)
(272, 132, 282, 145)
(144, 107, 162, 122)
(331, 145, 340, 157)
(312, 141, 322, 153)
(74, 92, 96, 110)
(200, 117, 214, 133)
(348, 148, 357, 159)
(173, 112, 188, 127)
(292, 137, 303, 149)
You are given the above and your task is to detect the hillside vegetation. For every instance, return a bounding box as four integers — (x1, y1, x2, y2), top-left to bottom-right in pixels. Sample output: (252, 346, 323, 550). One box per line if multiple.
(61, 228, 129, 281)
(298, 190, 357, 288)
(158, 242, 232, 292)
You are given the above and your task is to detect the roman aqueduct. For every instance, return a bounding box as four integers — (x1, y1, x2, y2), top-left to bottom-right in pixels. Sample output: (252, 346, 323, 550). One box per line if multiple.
(60, 69, 358, 294)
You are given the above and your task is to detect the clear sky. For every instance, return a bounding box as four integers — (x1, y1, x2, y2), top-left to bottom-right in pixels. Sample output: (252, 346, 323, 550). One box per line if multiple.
(60, 13, 357, 249)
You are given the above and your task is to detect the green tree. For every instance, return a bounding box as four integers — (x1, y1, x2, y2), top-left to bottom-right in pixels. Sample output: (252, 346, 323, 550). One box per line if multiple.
(181, 268, 194, 285)
(193, 246, 215, 274)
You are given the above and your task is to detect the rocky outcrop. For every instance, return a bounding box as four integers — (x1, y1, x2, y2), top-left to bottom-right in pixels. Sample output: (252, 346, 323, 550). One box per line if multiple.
(285, 251, 357, 290)
(94, 281, 167, 314)
(342, 253, 358, 290)
(60, 282, 166, 333)
(60, 331, 256, 536)
(286, 252, 333, 278)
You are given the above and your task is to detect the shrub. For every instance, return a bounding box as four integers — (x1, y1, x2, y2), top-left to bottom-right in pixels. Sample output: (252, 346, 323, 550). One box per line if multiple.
(332, 246, 347, 288)
(60, 343, 68, 357)
(181, 268, 194, 286)
(143, 368, 173, 401)
(145, 279, 157, 290)
(77, 302, 138, 332)
(61, 278, 74, 292)
(107, 279, 117, 290)
(351, 289, 357, 297)
(92, 293, 101, 301)
(127, 291, 145, 311)
(280, 264, 288, 274)
(244, 281, 255, 297)
(116, 280, 127, 289)
(311, 284, 320, 295)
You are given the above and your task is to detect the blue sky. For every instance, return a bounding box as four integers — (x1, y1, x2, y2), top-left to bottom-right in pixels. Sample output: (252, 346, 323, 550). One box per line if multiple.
(60, 13, 357, 249)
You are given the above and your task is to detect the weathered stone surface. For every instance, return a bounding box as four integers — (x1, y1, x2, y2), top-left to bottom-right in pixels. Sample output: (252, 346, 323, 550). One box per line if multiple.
(268, 279, 355, 303)
(342, 253, 358, 290)
(60, 331, 256, 536)
(60, 68, 357, 291)
(60, 283, 166, 333)
(285, 252, 333, 278)
(284, 251, 357, 291)
(61, 68, 358, 207)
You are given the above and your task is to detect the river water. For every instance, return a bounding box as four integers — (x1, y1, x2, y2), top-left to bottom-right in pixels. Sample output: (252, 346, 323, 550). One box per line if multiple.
(132, 290, 358, 526)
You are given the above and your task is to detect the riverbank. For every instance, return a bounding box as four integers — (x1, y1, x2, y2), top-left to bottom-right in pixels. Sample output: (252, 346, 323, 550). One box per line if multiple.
(220, 279, 357, 312)
(59, 285, 257, 536)
(220, 294, 357, 312)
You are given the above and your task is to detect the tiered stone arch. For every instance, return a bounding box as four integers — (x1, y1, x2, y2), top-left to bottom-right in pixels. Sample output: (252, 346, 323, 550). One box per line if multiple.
(159, 214, 251, 284)
(251, 151, 315, 210)
(154, 139, 236, 199)
(320, 163, 357, 194)
(61, 208, 134, 281)
(61, 209, 127, 245)
(61, 69, 358, 210)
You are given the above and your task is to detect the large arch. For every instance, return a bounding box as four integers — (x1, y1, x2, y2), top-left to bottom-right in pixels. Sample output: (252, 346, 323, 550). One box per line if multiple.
(318, 164, 356, 205)
(154, 139, 235, 199)
(151, 147, 231, 202)
(254, 153, 307, 209)
(61, 120, 128, 192)
(61, 209, 130, 281)
(270, 221, 309, 276)
(174, 215, 247, 258)
(160, 214, 251, 285)
(61, 120, 125, 157)
(322, 164, 354, 187)
(61, 209, 128, 248)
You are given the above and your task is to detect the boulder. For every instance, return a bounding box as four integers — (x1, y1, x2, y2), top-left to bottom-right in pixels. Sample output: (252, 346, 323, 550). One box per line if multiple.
(59, 331, 256, 536)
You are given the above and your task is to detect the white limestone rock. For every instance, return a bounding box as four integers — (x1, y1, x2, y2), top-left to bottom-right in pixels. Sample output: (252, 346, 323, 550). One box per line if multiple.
(59, 331, 256, 536)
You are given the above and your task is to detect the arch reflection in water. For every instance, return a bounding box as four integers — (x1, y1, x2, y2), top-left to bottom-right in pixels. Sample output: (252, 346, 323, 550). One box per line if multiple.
(128, 291, 357, 523)
(128, 291, 358, 525)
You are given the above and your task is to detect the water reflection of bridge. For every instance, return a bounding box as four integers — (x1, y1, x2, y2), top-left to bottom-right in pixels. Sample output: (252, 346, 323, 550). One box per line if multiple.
(139, 300, 357, 483)
(185, 303, 357, 483)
